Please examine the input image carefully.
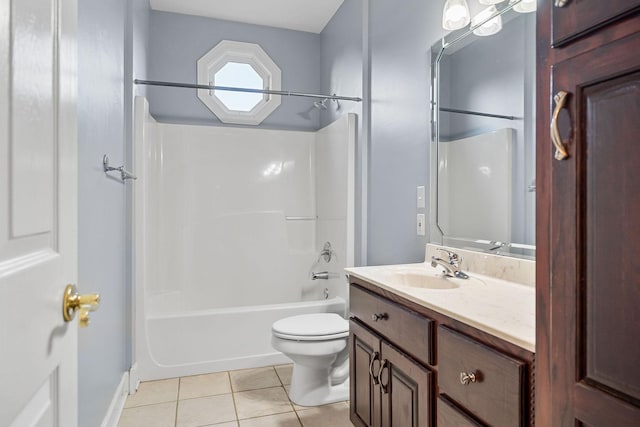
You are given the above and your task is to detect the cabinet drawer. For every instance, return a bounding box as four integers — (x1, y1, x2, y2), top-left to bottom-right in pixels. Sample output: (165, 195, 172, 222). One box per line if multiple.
(350, 285, 434, 366)
(438, 326, 526, 427)
(551, 0, 640, 47)
(437, 397, 484, 427)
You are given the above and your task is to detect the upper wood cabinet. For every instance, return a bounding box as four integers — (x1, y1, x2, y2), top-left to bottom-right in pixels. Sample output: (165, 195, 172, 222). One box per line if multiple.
(551, 0, 640, 46)
(538, 0, 640, 425)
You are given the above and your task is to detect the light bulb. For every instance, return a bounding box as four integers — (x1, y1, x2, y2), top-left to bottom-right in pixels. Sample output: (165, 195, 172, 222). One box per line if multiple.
(511, 0, 537, 13)
(442, 0, 471, 30)
(471, 6, 503, 36)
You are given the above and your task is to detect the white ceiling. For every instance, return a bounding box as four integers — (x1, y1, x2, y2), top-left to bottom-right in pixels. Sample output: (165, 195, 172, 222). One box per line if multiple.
(149, 0, 345, 34)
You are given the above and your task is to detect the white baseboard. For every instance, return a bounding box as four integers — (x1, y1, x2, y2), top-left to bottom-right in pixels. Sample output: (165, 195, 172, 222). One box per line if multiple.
(128, 363, 140, 395)
(100, 371, 129, 427)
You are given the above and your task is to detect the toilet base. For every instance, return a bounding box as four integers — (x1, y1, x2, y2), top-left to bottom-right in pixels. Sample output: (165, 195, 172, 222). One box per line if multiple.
(288, 363, 350, 407)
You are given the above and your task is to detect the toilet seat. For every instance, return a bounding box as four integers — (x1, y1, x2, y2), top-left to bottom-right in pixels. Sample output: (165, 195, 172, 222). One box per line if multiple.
(272, 313, 349, 341)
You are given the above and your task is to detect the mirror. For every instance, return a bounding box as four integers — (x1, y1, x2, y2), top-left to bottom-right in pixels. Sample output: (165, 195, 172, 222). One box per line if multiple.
(430, 3, 536, 259)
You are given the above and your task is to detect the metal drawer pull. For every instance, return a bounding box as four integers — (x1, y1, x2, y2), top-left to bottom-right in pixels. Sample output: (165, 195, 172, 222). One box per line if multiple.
(371, 313, 388, 322)
(369, 352, 380, 385)
(551, 90, 570, 160)
(460, 371, 477, 385)
(378, 359, 389, 394)
(554, 0, 569, 7)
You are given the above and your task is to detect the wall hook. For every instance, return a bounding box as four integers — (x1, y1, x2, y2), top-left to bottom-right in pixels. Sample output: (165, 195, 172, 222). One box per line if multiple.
(103, 155, 137, 183)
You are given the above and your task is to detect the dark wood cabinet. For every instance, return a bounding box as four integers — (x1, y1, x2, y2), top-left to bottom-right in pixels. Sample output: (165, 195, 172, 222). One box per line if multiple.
(349, 289, 433, 427)
(538, 1, 640, 425)
(349, 280, 534, 427)
(438, 327, 526, 427)
(551, 0, 640, 46)
(380, 341, 432, 427)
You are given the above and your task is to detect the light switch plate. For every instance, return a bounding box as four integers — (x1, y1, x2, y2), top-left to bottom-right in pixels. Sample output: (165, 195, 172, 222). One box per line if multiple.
(417, 213, 426, 236)
(417, 186, 425, 208)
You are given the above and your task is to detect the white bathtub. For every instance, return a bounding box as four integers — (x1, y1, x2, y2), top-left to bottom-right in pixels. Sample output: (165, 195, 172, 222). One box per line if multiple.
(133, 97, 355, 381)
(136, 295, 346, 381)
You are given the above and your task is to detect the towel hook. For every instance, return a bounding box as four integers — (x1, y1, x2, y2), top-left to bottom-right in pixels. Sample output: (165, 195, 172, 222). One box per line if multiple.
(103, 155, 137, 183)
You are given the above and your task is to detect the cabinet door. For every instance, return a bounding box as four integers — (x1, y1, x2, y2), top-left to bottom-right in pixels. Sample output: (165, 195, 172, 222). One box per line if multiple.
(350, 320, 382, 427)
(379, 341, 432, 427)
(549, 32, 640, 425)
(551, 0, 640, 46)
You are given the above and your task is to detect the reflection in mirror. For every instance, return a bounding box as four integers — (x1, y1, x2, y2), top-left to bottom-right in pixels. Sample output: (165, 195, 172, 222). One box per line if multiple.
(430, 4, 536, 259)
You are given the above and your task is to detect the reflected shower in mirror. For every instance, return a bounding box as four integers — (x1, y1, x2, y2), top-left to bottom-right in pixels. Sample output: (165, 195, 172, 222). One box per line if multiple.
(430, 4, 535, 259)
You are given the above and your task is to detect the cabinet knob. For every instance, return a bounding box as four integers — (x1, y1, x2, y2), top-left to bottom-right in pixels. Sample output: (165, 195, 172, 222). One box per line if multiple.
(459, 371, 477, 385)
(554, 0, 569, 7)
(371, 313, 388, 322)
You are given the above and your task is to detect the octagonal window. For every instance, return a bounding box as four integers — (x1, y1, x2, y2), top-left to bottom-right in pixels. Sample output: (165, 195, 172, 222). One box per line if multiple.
(197, 40, 282, 125)
(213, 62, 263, 112)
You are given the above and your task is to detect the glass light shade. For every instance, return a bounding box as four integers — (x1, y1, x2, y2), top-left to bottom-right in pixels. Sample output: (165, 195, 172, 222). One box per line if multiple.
(471, 6, 503, 36)
(511, 0, 537, 13)
(442, 0, 471, 30)
(478, 0, 506, 4)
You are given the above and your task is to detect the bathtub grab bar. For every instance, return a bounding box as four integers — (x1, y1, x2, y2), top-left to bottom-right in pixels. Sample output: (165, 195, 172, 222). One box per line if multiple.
(285, 216, 317, 221)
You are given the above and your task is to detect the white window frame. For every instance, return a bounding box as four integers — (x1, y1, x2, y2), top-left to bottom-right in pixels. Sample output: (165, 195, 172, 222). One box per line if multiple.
(197, 40, 282, 125)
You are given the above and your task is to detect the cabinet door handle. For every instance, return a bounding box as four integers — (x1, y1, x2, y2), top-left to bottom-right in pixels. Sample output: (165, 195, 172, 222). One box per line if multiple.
(369, 351, 380, 385)
(459, 371, 477, 385)
(378, 359, 389, 394)
(371, 313, 388, 322)
(551, 90, 570, 160)
(554, 0, 569, 7)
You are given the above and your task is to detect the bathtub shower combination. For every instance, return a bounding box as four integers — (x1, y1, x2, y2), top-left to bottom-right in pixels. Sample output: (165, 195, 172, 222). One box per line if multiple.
(133, 97, 356, 381)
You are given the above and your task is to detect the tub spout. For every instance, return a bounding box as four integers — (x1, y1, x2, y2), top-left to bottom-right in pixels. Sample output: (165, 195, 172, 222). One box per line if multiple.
(311, 271, 329, 280)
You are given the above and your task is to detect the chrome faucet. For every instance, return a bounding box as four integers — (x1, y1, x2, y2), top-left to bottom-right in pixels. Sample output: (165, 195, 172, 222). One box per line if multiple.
(431, 249, 469, 279)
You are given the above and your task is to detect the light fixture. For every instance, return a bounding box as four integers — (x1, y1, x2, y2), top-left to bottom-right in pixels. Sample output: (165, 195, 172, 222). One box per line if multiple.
(471, 5, 503, 36)
(510, 0, 536, 13)
(478, 0, 506, 4)
(442, 0, 471, 31)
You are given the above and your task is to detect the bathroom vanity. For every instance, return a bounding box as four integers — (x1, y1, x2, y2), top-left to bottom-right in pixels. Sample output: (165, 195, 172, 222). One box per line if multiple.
(346, 252, 535, 427)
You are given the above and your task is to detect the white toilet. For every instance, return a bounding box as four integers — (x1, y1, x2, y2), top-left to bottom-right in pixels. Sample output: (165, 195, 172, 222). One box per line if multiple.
(271, 313, 350, 407)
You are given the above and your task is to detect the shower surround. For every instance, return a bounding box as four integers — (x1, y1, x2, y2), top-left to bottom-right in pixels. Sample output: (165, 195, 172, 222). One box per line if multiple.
(133, 97, 355, 380)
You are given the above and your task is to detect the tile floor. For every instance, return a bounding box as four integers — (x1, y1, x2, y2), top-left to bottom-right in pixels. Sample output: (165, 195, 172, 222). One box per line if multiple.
(117, 365, 353, 427)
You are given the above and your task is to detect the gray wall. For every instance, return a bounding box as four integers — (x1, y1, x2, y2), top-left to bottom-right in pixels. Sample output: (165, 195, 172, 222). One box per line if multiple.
(365, 0, 444, 265)
(147, 11, 321, 130)
(78, 0, 149, 425)
(320, 0, 365, 265)
(320, 0, 363, 129)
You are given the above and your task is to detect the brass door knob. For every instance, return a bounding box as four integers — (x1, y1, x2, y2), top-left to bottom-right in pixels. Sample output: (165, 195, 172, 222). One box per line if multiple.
(62, 284, 100, 328)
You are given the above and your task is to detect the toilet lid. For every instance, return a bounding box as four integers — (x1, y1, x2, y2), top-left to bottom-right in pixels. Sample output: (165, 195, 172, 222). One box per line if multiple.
(272, 313, 349, 341)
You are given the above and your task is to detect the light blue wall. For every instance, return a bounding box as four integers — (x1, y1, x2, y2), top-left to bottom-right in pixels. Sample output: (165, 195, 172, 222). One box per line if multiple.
(320, 0, 365, 265)
(365, 0, 444, 265)
(78, 0, 149, 425)
(147, 11, 322, 130)
(320, 0, 363, 129)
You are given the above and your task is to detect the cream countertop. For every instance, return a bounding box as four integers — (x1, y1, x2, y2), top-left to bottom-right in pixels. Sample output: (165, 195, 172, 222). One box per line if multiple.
(345, 262, 535, 353)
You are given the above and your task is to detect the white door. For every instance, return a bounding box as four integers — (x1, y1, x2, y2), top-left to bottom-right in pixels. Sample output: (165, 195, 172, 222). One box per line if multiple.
(0, 0, 80, 426)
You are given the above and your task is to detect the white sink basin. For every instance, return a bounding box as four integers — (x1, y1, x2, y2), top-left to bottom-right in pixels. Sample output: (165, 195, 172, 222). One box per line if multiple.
(389, 272, 460, 289)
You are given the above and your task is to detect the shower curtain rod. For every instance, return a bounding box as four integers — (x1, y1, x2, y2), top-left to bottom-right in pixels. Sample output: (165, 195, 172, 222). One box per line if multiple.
(134, 79, 362, 102)
(440, 107, 517, 121)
